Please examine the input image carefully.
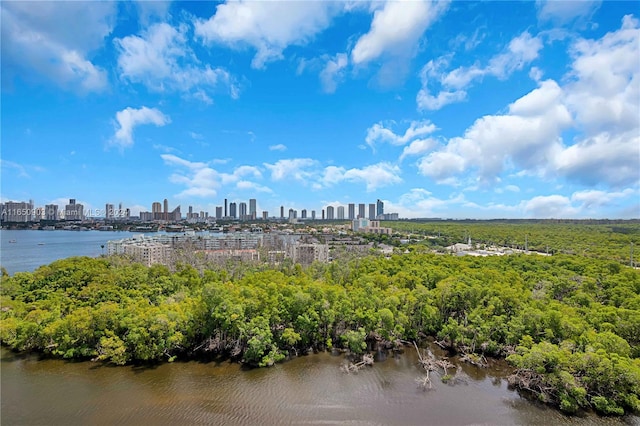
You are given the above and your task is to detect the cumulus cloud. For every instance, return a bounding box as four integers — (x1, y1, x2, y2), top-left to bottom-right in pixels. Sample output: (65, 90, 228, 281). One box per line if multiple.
(321, 162, 402, 192)
(417, 31, 543, 110)
(365, 120, 437, 150)
(416, 17, 640, 189)
(521, 195, 578, 218)
(115, 23, 238, 102)
(161, 154, 265, 198)
(263, 158, 318, 182)
(194, 1, 342, 69)
(399, 139, 438, 162)
(111, 107, 171, 148)
(236, 180, 273, 193)
(1, 1, 115, 92)
(351, 0, 449, 65)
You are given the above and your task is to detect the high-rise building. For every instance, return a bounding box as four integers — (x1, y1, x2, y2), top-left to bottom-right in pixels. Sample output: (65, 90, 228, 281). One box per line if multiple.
(163, 199, 169, 221)
(311, 210, 316, 220)
(301, 209, 307, 219)
(230, 202, 237, 219)
(65, 199, 84, 221)
(369, 203, 376, 220)
(337, 206, 345, 219)
(288, 208, 295, 219)
(239, 202, 247, 219)
(377, 199, 384, 218)
(105, 203, 115, 219)
(1, 200, 34, 222)
(188, 206, 193, 219)
(45, 204, 58, 221)
(215, 206, 222, 219)
(358, 203, 365, 219)
(152, 202, 162, 220)
(348, 203, 355, 220)
(326, 206, 334, 220)
(280, 205, 285, 219)
(224, 198, 228, 217)
(249, 199, 257, 220)
(262, 211, 268, 220)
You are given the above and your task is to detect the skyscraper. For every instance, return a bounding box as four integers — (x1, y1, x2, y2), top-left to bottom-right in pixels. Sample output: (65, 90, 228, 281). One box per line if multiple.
(301, 209, 307, 219)
(215, 206, 222, 219)
(105, 203, 114, 219)
(326, 206, 335, 220)
(311, 210, 316, 220)
(348, 203, 355, 220)
(224, 198, 228, 217)
(337, 206, 345, 219)
(239, 202, 247, 219)
(65, 199, 84, 221)
(376, 199, 384, 218)
(163, 199, 169, 221)
(280, 205, 284, 218)
(249, 198, 257, 220)
(368, 203, 375, 220)
(229, 202, 237, 219)
(358, 203, 365, 219)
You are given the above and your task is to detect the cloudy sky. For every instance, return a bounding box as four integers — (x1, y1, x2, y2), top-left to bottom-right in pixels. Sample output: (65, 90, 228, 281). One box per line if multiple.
(2, 0, 638, 219)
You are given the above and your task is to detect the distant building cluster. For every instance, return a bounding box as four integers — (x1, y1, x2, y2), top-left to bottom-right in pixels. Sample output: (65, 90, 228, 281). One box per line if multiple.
(107, 231, 328, 267)
(1, 197, 400, 225)
(351, 218, 393, 235)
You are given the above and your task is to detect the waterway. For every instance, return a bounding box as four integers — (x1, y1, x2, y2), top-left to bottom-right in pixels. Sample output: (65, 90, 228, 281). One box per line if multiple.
(0, 230, 136, 275)
(2, 346, 637, 426)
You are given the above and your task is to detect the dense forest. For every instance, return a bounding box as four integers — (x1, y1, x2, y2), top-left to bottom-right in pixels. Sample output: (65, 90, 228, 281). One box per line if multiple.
(1, 224, 639, 416)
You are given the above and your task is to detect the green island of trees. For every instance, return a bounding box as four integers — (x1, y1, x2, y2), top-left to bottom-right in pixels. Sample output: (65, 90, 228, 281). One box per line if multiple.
(1, 221, 639, 417)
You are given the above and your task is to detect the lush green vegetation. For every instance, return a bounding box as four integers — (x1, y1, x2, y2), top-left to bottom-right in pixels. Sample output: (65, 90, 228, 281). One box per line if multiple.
(389, 220, 640, 264)
(1, 245, 639, 416)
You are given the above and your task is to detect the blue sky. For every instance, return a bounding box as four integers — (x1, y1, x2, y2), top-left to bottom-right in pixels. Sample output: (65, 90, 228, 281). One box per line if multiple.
(2, 0, 639, 219)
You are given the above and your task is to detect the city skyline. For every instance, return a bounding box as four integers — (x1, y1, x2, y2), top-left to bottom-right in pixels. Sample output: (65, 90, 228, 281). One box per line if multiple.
(0, 196, 394, 221)
(2, 2, 639, 219)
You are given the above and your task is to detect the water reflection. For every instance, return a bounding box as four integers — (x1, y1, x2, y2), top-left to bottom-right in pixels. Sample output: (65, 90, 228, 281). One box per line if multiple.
(1, 347, 637, 425)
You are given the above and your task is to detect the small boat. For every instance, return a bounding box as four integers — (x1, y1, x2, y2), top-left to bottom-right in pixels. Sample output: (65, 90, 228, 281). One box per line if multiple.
(9, 239, 17, 243)
(37, 242, 45, 245)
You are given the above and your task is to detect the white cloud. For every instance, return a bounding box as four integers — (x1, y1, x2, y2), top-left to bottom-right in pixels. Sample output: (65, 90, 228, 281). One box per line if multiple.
(536, 0, 601, 24)
(351, 0, 449, 65)
(236, 180, 273, 193)
(521, 195, 578, 218)
(420, 79, 574, 184)
(269, 144, 287, 152)
(194, 1, 342, 69)
(399, 139, 437, 162)
(111, 107, 171, 148)
(321, 162, 402, 192)
(365, 120, 437, 150)
(571, 188, 636, 210)
(161, 154, 265, 198)
(264, 158, 318, 182)
(320, 53, 348, 93)
(1, 2, 114, 92)
(418, 18, 639, 189)
(115, 23, 238, 101)
(417, 31, 543, 110)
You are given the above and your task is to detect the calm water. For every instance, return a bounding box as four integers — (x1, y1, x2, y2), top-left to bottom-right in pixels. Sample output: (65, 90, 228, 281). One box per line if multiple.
(0, 230, 136, 274)
(2, 347, 638, 426)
